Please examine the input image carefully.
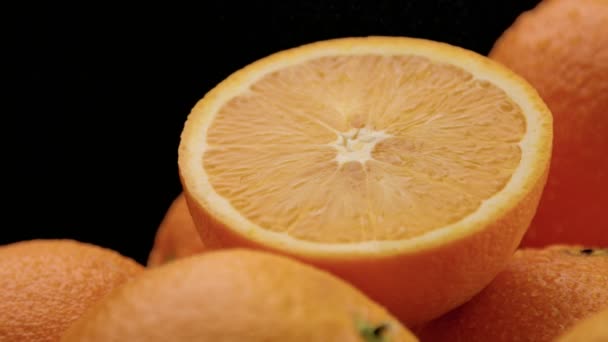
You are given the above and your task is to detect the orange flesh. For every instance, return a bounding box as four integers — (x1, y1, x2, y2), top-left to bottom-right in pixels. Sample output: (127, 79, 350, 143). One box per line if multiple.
(204, 55, 526, 243)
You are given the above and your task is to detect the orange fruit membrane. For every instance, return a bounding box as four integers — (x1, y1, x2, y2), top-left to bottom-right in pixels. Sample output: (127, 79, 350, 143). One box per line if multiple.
(178, 36, 553, 325)
(62, 249, 419, 342)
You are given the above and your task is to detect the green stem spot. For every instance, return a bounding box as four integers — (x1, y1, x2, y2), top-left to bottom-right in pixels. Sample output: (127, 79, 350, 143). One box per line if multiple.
(356, 318, 391, 342)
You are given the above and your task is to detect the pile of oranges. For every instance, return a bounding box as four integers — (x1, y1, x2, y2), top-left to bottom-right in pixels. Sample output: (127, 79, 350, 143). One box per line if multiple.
(2, 0, 606, 341)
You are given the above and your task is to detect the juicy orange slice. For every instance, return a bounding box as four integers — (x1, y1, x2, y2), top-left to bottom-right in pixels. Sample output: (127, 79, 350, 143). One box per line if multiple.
(178, 36, 552, 325)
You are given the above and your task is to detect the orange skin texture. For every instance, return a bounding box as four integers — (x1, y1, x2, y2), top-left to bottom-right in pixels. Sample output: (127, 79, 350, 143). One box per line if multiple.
(62, 249, 418, 342)
(417, 246, 608, 342)
(182, 167, 548, 327)
(489, 0, 608, 247)
(147, 193, 205, 267)
(556, 306, 608, 342)
(0, 239, 143, 342)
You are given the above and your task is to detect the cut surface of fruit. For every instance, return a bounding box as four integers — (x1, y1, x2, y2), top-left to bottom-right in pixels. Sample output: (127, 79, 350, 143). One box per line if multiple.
(179, 36, 552, 324)
(205, 56, 525, 244)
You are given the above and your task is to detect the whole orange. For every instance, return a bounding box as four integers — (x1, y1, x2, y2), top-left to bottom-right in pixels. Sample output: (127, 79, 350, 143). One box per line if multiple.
(0, 239, 143, 342)
(417, 246, 608, 342)
(62, 249, 418, 342)
(489, 0, 608, 247)
(556, 305, 608, 341)
(147, 193, 205, 266)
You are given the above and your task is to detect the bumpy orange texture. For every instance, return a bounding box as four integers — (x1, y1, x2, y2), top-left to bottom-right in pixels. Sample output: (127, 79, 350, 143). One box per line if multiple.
(417, 246, 608, 342)
(62, 249, 418, 342)
(0, 239, 143, 342)
(490, 0, 608, 247)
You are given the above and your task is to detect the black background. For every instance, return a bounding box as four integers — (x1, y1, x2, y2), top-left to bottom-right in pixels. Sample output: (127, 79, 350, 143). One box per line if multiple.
(9, 1, 541, 265)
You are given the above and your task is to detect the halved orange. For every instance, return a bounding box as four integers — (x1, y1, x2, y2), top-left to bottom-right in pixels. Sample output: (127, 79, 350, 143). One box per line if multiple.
(178, 36, 552, 325)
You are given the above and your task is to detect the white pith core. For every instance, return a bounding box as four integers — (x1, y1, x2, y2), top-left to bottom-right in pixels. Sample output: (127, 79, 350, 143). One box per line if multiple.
(330, 128, 393, 165)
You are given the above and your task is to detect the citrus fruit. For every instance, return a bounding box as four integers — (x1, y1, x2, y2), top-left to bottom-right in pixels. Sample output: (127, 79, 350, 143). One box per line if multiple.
(489, 0, 608, 247)
(0, 239, 143, 342)
(147, 192, 205, 266)
(556, 306, 608, 342)
(61, 249, 418, 342)
(417, 246, 608, 342)
(178, 36, 553, 324)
